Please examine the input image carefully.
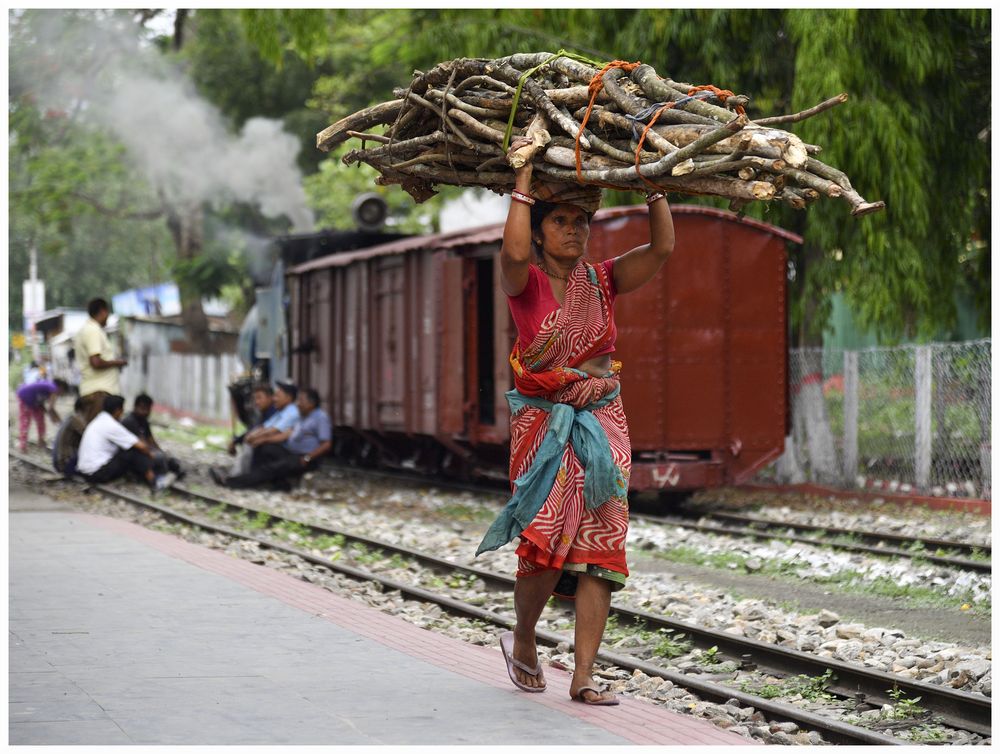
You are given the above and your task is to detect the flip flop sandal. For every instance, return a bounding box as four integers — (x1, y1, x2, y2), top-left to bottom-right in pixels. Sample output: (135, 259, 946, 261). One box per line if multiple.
(499, 631, 545, 693)
(571, 685, 620, 706)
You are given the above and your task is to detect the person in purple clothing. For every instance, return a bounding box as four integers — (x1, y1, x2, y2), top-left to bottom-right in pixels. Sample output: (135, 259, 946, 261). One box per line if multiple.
(16, 378, 68, 452)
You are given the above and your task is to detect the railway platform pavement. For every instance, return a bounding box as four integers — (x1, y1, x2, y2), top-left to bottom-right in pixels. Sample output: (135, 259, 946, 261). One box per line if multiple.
(9, 484, 749, 746)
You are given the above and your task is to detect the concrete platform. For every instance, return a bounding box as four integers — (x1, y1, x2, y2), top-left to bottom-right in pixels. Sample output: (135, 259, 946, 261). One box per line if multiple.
(9, 485, 749, 745)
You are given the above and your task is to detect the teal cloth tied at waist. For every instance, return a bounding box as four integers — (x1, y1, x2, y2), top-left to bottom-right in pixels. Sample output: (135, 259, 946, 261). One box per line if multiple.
(476, 384, 625, 556)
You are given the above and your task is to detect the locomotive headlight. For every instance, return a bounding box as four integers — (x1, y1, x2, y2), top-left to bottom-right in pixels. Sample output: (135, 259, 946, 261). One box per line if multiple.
(352, 193, 389, 231)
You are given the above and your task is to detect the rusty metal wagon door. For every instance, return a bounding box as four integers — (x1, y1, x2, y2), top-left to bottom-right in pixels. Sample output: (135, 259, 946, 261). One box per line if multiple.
(373, 257, 406, 430)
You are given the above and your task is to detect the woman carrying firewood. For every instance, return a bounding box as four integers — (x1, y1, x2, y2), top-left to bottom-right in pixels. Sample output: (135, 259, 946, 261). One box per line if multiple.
(477, 135, 674, 705)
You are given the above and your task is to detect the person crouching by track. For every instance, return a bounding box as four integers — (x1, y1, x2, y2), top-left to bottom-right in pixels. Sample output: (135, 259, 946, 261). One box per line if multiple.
(53, 397, 88, 477)
(211, 387, 332, 491)
(225, 383, 278, 477)
(75, 395, 176, 491)
(477, 136, 674, 706)
(121, 393, 185, 481)
(15, 376, 68, 452)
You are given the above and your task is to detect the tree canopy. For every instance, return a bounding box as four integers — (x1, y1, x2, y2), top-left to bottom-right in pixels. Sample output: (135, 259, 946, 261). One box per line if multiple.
(9, 9, 990, 346)
(247, 7, 989, 344)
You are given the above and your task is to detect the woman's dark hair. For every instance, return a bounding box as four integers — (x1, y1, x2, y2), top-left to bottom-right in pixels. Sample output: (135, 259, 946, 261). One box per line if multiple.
(528, 201, 594, 258)
(53, 378, 69, 393)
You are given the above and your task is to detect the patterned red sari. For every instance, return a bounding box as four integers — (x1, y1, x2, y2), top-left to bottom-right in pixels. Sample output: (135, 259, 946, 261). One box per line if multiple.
(498, 260, 631, 592)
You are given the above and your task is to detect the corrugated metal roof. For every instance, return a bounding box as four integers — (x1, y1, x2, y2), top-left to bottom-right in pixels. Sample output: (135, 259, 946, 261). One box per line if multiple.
(286, 203, 802, 275)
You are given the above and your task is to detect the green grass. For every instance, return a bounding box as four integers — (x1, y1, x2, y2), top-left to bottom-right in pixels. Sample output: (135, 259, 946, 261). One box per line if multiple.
(274, 519, 312, 540)
(311, 534, 346, 551)
(886, 685, 926, 719)
(739, 669, 836, 702)
(246, 510, 272, 530)
(652, 629, 692, 660)
(435, 502, 498, 523)
(155, 423, 230, 447)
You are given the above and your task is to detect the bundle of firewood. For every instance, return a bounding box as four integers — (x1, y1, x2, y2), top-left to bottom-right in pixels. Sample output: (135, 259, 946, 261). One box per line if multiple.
(317, 52, 884, 216)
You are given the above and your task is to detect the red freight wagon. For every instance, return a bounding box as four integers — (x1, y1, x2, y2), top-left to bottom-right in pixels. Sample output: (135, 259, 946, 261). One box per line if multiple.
(286, 204, 801, 492)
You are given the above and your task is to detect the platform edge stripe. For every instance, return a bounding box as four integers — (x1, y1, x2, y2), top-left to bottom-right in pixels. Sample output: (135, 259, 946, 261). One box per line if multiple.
(72, 512, 749, 745)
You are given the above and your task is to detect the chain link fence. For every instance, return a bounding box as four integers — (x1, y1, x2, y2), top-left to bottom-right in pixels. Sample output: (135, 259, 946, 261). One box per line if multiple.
(764, 339, 991, 499)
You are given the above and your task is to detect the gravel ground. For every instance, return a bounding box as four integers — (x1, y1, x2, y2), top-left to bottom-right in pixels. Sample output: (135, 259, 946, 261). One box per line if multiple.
(9, 408, 992, 746)
(10, 471, 988, 746)
(687, 487, 992, 548)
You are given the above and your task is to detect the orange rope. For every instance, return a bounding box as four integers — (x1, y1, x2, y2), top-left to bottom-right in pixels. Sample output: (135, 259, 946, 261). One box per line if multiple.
(575, 60, 641, 189)
(633, 102, 677, 192)
(687, 84, 745, 115)
(631, 83, 745, 193)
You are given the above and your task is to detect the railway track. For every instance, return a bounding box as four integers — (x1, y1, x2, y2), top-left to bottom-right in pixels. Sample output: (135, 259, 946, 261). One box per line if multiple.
(642, 512, 992, 573)
(271, 458, 994, 574)
(12, 451, 990, 744)
(153, 421, 992, 572)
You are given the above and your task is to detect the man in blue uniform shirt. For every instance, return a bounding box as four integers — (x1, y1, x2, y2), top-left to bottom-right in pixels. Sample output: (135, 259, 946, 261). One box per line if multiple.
(211, 387, 331, 489)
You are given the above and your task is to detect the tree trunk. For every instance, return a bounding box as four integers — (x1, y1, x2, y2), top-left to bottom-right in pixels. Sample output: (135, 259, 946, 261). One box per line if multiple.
(775, 238, 840, 484)
(166, 202, 213, 353)
(797, 348, 839, 482)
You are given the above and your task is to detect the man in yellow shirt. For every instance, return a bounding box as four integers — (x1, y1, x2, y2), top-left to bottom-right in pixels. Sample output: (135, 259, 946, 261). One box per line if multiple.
(75, 298, 128, 423)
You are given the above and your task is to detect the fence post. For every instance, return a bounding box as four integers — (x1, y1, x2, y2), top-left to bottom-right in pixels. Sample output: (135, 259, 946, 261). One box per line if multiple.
(843, 350, 858, 485)
(915, 346, 932, 490)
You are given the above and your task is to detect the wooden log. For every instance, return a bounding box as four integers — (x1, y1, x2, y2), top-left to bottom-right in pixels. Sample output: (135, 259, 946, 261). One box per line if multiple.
(489, 62, 592, 149)
(508, 113, 551, 168)
(753, 93, 848, 127)
(631, 65, 737, 124)
(585, 107, 680, 154)
(782, 167, 843, 197)
(317, 100, 404, 152)
(537, 164, 777, 201)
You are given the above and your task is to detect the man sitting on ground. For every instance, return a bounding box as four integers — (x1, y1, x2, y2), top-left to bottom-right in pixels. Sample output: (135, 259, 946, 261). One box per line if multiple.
(121, 393, 185, 480)
(211, 387, 331, 490)
(53, 397, 88, 477)
(225, 383, 277, 476)
(242, 380, 300, 449)
(76, 395, 176, 491)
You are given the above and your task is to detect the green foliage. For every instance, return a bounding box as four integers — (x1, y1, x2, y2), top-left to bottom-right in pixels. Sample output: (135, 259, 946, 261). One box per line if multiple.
(274, 519, 312, 540)
(886, 685, 926, 719)
(247, 510, 272, 530)
(695, 645, 722, 666)
(282, 8, 989, 343)
(740, 669, 836, 701)
(652, 630, 692, 660)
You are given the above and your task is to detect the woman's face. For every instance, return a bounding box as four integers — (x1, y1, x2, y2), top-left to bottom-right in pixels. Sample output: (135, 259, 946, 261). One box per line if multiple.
(535, 204, 590, 262)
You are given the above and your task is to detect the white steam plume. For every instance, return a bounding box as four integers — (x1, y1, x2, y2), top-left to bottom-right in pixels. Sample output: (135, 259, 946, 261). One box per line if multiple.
(11, 10, 315, 231)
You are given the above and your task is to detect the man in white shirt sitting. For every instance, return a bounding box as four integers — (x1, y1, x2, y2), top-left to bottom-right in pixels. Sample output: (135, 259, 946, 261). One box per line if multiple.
(76, 395, 176, 491)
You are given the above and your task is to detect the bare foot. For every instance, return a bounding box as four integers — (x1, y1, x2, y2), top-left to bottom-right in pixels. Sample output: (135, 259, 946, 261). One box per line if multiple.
(570, 673, 616, 703)
(512, 628, 546, 690)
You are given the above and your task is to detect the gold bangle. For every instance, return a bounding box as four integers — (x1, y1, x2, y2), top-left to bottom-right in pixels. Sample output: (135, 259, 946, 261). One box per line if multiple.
(645, 192, 665, 205)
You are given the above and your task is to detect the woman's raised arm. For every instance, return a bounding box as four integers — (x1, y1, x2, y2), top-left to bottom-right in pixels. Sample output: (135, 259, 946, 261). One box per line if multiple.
(499, 137, 536, 297)
(611, 194, 675, 295)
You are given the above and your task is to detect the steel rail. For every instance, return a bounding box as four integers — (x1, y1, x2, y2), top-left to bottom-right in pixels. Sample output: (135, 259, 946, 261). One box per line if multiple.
(638, 515, 991, 573)
(147, 425, 990, 568)
(700, 509, 991, 559)
(11, 453, 904, 746)
(12, 452, 987, 739)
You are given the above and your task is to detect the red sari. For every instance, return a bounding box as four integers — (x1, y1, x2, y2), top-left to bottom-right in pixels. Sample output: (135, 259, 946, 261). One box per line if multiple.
(506, 260, 631, 592)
